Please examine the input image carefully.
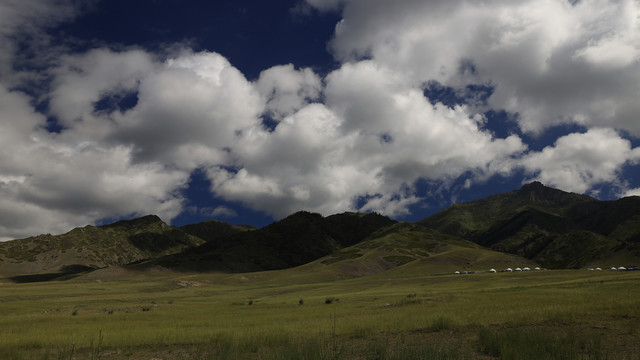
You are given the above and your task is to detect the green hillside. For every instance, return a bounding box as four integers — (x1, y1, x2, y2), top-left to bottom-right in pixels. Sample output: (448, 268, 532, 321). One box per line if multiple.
(419, 182, 640, 268)
(418, 181, 594, 238)
(3, 181, 640, 282)
(0, 215, 204, 281)
(290, 222, 535, 280)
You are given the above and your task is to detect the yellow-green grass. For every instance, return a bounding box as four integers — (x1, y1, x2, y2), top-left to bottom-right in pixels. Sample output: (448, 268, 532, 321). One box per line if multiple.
(1, 269, 639, 359)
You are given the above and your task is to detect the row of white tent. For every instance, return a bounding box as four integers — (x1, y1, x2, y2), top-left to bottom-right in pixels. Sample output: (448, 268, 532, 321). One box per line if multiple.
(455, 266, 637, 274)
(454, 267, 543, 274)
(593, 266, 637, 271)
(501, 267, 542, 272)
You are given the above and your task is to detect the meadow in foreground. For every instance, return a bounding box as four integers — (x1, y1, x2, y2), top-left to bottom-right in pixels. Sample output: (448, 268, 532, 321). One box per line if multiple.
(0, 268, 638, 359)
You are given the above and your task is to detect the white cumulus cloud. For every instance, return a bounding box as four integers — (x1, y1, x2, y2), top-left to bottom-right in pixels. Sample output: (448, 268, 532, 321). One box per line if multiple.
(0, 81, 187, 240)
(206, 61, 526, 218)
(2, 0, 640, 240)
(255, 64, 322, 121)
(521, 128, 640, 193)
(113, 50, 264, 167)
(307, 0, 640, 135)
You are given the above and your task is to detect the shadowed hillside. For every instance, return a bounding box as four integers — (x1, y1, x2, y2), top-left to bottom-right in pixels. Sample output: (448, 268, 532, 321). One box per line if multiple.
(419, 182, 640, 268)
(0, 215, 204, 280)
(179, 219, 256, 242)
(155, 211, 397, 272)
(3, 182, 640, 282)
(419, 181, 594, 239)
(296, 222, 536, 279)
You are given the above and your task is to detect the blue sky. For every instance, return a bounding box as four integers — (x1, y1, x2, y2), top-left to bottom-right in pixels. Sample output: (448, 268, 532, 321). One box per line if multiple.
(2, 0, 640, 239)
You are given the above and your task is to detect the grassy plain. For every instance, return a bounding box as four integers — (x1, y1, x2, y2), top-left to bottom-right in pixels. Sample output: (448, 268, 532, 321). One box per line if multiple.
(0, 268, 639, 359)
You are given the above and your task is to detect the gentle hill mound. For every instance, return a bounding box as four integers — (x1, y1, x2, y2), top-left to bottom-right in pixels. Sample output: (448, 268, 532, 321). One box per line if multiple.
(155, 211, 396, 272)
(296, 222, 536, 279)
(0, 215, 204, 281)
(419, 182, 640, 268)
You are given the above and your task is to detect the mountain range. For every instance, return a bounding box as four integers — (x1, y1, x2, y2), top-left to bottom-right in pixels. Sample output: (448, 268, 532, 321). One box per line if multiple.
(420, 181, 640, 268)
(1, 182, 638, 282)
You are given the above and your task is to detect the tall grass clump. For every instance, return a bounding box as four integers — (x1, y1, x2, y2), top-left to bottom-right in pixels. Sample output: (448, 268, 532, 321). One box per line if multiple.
(477, 327, 605, 360)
